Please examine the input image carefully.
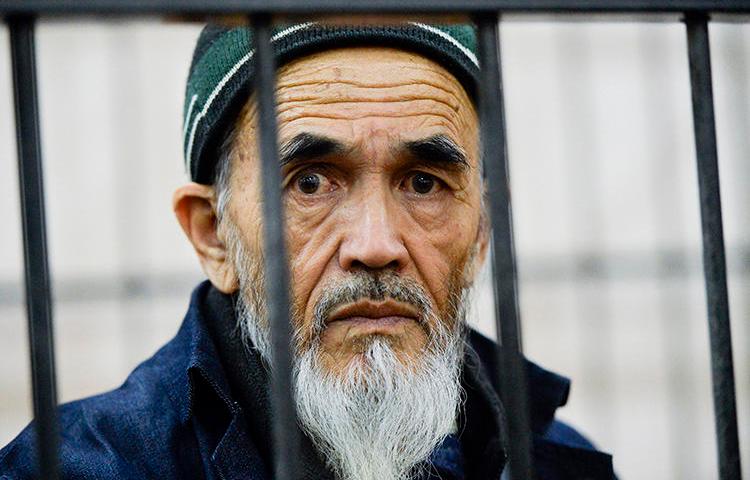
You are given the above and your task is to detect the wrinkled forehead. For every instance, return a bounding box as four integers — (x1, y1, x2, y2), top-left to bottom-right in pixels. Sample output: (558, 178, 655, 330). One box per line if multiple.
(235, 47, 479, 160)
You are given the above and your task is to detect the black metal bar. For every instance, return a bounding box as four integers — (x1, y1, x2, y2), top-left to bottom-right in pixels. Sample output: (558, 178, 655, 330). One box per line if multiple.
(685, 13, 742, 480)
(685, 14, 743, 480)
(476, 14, 532, 480)
(2, 0, 750, 15)
(251, 14, 302, 480)
(8, 14, 60, 480)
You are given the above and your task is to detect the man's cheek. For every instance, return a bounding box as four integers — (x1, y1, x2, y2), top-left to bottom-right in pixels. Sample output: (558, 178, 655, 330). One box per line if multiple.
(414, 223, 477, 285)
(287, 246, 339, 357)
(408, 249, 456, 314)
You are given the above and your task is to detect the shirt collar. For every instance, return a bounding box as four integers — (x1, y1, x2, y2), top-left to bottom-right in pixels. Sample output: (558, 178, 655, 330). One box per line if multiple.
(183, 281, 274, 479)
(428, 434, 465, 479)
(464, 329, 572, 433)
(178, 281, 238, 425)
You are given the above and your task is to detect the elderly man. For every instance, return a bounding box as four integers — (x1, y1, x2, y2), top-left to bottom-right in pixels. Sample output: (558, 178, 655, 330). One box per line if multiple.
(0, 22, 614, 480)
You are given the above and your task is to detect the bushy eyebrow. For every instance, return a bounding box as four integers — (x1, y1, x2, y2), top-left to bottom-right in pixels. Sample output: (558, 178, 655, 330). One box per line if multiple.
(278, 132, 469, 173)
(279, 133, 343, 167)
(403, 134, 469, 172)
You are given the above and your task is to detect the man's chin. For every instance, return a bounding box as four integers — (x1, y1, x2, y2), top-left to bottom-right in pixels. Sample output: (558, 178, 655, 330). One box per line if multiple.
(316, 318, 429, 367)
(315, 333, 428, 377)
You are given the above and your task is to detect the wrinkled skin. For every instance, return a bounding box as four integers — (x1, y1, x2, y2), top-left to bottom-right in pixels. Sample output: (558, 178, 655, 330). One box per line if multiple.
(174, 47, 487, 375)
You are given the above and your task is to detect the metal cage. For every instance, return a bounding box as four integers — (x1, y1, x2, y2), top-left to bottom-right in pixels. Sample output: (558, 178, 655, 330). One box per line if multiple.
(2, 1, 746, 479)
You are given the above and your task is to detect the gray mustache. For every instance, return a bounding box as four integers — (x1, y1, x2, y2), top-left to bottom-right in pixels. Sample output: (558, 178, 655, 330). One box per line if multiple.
(311, 272, 431, 335)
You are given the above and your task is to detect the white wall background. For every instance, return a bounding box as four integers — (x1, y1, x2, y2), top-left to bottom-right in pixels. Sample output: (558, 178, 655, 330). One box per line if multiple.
(0, 18, 748, 479)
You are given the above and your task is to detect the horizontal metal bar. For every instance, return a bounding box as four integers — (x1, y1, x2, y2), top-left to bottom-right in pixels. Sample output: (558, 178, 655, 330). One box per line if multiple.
(685, 14, 742, 480)
(8, 14, 60, 480)
(2, 0, 750, 15)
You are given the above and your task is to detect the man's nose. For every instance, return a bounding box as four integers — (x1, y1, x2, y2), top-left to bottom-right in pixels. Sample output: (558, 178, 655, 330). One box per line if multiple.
(338, 190, 409, 272)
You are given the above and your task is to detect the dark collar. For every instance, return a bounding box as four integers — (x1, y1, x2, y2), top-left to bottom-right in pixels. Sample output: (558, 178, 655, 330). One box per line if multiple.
(458, 330, 574, 479)
(464, 329, 572, 434)
(199, 282, 335, 480)
(179, 281, 588, 480)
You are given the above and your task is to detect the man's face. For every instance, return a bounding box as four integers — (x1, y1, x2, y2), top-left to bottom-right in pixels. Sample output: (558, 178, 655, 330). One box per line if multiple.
(222, 46, 484, 374)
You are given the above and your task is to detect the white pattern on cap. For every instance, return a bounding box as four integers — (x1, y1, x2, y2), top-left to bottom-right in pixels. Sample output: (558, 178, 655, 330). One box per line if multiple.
(184, 22, 316, 171)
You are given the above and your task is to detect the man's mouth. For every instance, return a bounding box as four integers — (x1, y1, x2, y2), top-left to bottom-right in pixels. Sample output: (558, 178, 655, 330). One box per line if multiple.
(326, 299, 420, 332)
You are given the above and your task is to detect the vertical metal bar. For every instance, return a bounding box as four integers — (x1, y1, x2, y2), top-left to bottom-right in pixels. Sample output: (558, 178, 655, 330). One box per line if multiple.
(476, 14, 532, 480)
(251, 14, 301, 480)
(8, 14, 60, 480)
(685, 13, 742, 480)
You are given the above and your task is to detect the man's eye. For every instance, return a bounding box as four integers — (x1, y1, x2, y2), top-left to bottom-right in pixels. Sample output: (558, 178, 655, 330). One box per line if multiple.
(409, 172, 438, 195)
(297, 173, 322, 194)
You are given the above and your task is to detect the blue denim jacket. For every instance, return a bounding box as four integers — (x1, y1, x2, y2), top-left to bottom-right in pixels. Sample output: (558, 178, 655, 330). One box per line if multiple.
(0, 281, 614, 479)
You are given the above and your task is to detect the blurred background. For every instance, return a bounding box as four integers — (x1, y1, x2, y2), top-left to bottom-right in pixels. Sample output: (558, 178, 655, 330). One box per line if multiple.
(0, 18, 747, 479)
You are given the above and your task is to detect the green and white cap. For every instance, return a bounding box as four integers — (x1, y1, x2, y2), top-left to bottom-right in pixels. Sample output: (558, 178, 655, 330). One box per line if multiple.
(183, 22, 479, 184)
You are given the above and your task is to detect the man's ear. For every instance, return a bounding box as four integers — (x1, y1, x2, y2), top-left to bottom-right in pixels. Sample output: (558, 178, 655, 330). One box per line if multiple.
(173, 183, 238, 293)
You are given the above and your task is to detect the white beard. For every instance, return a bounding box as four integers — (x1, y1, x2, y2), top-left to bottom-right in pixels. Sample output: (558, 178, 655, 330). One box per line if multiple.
(223, 221, 467, 480)
(294, 331, 464, 480)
